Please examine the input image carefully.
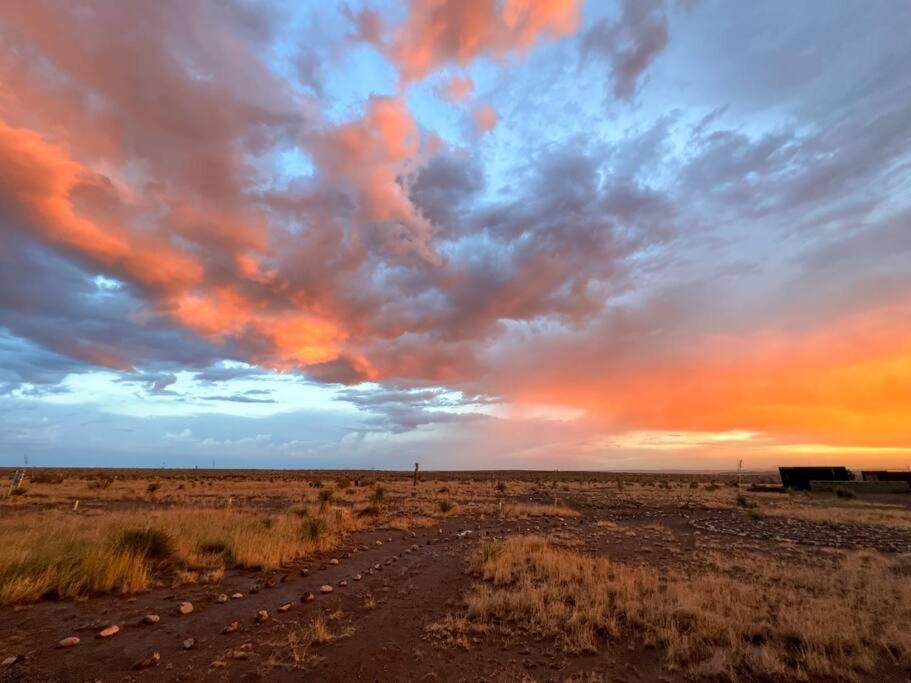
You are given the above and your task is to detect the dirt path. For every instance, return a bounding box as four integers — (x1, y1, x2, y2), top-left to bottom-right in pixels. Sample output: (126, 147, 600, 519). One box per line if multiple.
(0, 514, 684, 682)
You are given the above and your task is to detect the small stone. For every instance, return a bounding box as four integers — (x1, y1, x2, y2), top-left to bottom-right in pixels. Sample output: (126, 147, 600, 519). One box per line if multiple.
(375, 540, 383, 546)
(249, 584, 260, 594)
(353, 574, 362, 581)
(300, 568, 309, 576)
(2, 656, 19, 666)
(338, 580, 348, 587)
(216, 594, 228, 604)
(97, 625, 120, 638)
(254, 610, 269, 623)
(387, 537, 392, 543)
(320, 584, 333, 594)
(182, 638, 195, 650)
(278, 602, 292, 613)
(231, 592, 244, 599)
(58, 637, 80, 648)
(222, 621, 240, 635)
(177, 601, 193, 615)
(301, 592, 315, 602)
(133, 651, 161, 669)
(329, 558, 339, 565)
(142, 614, 161, 625)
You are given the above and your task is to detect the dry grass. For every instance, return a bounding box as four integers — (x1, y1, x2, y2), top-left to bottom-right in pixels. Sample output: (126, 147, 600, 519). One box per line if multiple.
(499, 502, 579, 519)
(0, 506, 361, 603)
(757, 499, 911, 531)
(438, 535, 911, 681)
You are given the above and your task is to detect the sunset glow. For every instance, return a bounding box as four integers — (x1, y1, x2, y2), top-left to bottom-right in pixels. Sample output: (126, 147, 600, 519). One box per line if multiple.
(1, 1, 909, 469)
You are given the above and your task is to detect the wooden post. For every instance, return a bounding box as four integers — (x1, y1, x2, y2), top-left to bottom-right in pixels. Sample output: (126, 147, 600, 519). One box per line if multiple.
(413, 462, 419, 488)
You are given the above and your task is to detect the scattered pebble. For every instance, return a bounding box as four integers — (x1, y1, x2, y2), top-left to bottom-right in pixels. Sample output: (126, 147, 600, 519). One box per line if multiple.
(254, 610, 269, 623)
(2, 656, 19, 666)
(222, 621, 240, 635)
(353, 574, 362, 581)
(142, 614, 160, 625)
(231, 643, 253, 660)
(216, 594, 228, 603)
(58, 637, 80, 649)
(320, 584, 334, 594)
(97, 625, 120, 638)
(278, 603, 292, 613)
(375, 540, 383, 546)
(301, 592, 315, 602)
(133, 651, 161, 670)
(338, 580, 348, 587)
(182, 638, 195, 650)
(329, 558, 339, 565)
(177, 601, 193, 615)
(231, 592, 244, 599)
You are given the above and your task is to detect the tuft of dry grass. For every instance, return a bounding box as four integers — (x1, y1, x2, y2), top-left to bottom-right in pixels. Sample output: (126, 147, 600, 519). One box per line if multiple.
(0, 506, 362, 603)
(438, 535, 911, 680)
(499, 502, 578, 519)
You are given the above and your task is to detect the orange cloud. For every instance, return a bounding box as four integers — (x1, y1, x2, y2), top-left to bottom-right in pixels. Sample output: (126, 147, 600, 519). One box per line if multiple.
(0, 120, 203, 293)
(473, 105, 499, 134)
(311, 96, 439, 264)
(366, 0, 581, 82)
(439, 75, 475, 102)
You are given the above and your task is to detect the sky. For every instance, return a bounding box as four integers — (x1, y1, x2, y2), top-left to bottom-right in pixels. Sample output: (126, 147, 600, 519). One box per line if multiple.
(1, 0, 910, 471)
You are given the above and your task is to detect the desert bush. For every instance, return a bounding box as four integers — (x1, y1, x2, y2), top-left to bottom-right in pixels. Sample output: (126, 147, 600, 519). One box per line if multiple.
(438, 500, 453, 514)
(113, 527, 175, 562)
(299, 516, 329, 542)
(146, 482, 160, 494)
(495, 482, 507, 493)
(835, 486, 857, 499)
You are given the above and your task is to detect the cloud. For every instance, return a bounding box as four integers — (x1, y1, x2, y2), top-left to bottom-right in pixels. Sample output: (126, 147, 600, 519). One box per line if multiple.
(473, 105, 499, 134)
(582, 0, 669, 100)
(353, 0, 582, 82)
(203, 394, 278, 404)
(2, 0, 911, 462)
(438, 75, 475, 102)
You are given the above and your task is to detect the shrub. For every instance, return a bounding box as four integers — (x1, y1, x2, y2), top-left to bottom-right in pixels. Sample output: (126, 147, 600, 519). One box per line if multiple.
(113, 528, 174, 562)
(438, 501, 453, 514)
(299, 516, 329, 542)
(835, 487, 857, 499)
(146, 482, 160, 494)
(370, 485, 385, 506)
(495, 482, 507, 493)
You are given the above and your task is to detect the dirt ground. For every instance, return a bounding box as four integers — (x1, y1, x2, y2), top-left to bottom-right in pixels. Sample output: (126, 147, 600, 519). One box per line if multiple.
(1, 470, 910, 682)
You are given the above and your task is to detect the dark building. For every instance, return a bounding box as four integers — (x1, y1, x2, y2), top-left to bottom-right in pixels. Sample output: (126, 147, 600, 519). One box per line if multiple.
(862, 470, 911, 484)
(778, 466, 853, 490)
